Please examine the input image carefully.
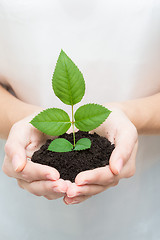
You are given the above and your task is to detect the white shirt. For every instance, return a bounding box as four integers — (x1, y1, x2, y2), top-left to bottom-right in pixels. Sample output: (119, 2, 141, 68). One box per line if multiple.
(0, 1, 160, 239)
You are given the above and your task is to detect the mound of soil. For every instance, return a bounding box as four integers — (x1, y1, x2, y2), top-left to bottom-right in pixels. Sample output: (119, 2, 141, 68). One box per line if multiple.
(31, 131, 115, 182)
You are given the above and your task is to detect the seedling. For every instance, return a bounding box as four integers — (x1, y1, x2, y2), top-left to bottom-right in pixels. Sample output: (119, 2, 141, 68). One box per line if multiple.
(30, 50, 111, 152)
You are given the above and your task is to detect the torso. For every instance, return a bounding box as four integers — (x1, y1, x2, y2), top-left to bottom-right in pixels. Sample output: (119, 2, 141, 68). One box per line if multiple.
(0, 1, 160, 239)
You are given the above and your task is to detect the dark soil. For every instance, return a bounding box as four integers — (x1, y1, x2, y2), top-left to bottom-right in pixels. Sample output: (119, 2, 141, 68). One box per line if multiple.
(31, 131, 115, 182)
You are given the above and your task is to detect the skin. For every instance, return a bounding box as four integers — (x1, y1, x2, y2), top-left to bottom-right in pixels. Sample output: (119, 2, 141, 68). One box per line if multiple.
(1, 85, 160, 204)
(64, 108, 138, 204)
(120, 93, 160, 135)
(1, 85, 69, 200)
(65, 94, 160, 204)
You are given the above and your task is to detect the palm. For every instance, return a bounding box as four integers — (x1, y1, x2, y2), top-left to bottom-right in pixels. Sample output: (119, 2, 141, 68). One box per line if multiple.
(64, 107, 138, 205)
(25, 125, 51, 159)
(3, 113, 68, 200)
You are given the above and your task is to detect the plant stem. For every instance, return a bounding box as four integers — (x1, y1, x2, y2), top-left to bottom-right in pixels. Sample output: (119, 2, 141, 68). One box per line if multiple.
(72, 105, 76, 147)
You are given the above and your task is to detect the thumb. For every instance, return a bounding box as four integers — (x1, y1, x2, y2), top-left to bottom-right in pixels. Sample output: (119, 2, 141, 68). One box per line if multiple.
(12, 152, 27, 172)
(109, 147, 125, 175)
(5, 138, 27, 173)
(109, 135, 135, 175)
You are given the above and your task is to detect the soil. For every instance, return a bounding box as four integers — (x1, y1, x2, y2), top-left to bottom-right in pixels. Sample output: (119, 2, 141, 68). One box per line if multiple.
(31, 131, 115, 182)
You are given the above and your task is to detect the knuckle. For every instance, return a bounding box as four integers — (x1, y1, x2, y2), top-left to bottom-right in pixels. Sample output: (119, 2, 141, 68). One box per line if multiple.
(132, 124, 138, 136)
(121, 149, 131, 161)
(11, 122, 19, 130)
(127, 167, 136, 178)
(29, 186, 41, 196)
(20, 168, 33, 183)
(81, 187, 88, 195)
(4, 142, 11, 155)
(25, 178, 32, 183)
(34, 193, 41, 197)
(2, 162, 11, 177)
(101, 172, 114, 185)
(20, 172, 31, 183)
(17, 180, 24, 189)
(45, 182, 53, 192)
(112, 179, 119, 186)
(44, 195, 53, 200)
(105, 175, 114, 185)
(95, 169, 105, 182)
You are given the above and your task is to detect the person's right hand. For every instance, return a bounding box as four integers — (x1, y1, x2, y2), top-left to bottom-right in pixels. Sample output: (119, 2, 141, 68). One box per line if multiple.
(2, 112, 69, 200)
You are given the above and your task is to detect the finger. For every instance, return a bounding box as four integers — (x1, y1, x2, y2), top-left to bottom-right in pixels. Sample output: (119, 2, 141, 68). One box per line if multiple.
(25, 141, 44, 159)
(17, 179, 67, 197)
(65, 180, 72, 188)
(120, 141, 138, 178)
(63, 195, 90, 205)
(19, 161, 60, 182)
(66, 182, 111, 198)
(75, 166, 118, 186)
(3, 157, 60, 182)
(44, 180, 72, 200)
(5, 132, 27, 172)
(44, 193, 65, 200)
(4, 120, 45, 172)
(25, 130, 55, 159)
(109, 127, 138, 175)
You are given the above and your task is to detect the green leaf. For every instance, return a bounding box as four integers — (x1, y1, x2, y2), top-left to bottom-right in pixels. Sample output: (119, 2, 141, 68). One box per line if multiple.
(74, 138, 91, 151)
(52, 49, 85, 105)
(74, 104, 111, 131)
(48, 138, 73, 152)
(30, 108, 71, 136)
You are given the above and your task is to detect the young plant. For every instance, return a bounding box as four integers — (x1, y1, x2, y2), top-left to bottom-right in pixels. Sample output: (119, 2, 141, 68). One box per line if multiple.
(30, 50, 111, 152)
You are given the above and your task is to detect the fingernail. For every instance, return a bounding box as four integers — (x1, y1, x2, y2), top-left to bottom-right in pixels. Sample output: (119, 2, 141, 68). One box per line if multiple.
(64, 199, 70, 205)
(65, 198, 80, 205)
(53, 187, 66, 193)
(67, 191, 81, 198)
(12, 155, 20, 171)
(67, 189, 77, 198)
(115, 158, 123, 174)
(46, 173, 58, 181)
(71, 200, 80, 204)
(64, 198, 73, 204)
(67, 193, 76, 198)
(77, 180, 88, 186)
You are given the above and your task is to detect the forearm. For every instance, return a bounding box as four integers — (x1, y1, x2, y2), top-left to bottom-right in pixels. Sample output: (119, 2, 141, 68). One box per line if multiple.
(0, 85, 41, 139)
(118, 93, 160, 135)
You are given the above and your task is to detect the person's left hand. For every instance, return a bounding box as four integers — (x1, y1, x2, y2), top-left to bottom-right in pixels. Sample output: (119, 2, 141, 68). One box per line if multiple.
(63, 106, 138, 205)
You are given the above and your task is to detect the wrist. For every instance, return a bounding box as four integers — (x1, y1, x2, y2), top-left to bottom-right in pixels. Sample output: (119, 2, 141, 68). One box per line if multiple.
(0, 85, 42, 139)
(104, 101, 138, 129)
(104, 101, 148, 134)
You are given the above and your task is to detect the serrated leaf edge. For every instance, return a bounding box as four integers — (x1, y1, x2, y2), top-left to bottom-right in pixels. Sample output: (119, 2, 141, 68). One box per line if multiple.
(74, 138, 92, 151)
(48, 138, 73, 152)
(52, 49, 85, 105)
(30, 108, 71, 124)
(75, 103, 111, 119)
(74, 103, 111, 131)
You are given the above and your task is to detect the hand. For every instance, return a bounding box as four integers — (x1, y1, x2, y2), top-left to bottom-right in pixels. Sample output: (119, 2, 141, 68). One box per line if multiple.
(2, 112, 68, 200)
(64, 106, 138, 205)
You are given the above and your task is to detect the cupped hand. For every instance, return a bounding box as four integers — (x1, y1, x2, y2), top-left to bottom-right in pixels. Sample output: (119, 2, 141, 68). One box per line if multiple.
(2, 112, 68, 200)
(64, 106, 138, 205)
